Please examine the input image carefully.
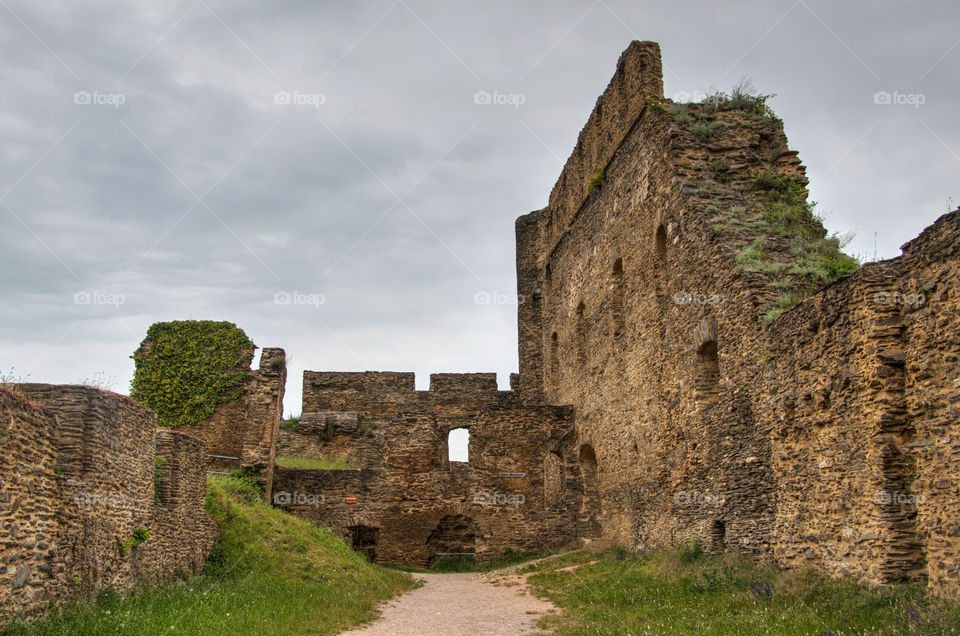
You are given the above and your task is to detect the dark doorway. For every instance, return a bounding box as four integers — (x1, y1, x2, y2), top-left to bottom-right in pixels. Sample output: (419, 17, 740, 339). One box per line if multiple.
(348, 525, 379, 562)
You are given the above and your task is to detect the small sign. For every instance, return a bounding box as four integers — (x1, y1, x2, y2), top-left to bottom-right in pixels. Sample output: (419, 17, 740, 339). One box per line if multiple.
(344, 496, 357, 504)
(499, 472, 526, 478)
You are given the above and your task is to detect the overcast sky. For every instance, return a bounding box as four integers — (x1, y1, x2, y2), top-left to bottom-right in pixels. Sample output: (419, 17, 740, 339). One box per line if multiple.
(1, 0, 957, 417)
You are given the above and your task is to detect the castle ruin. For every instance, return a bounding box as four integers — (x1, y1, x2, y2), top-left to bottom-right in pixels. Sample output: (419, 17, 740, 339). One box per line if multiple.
(3, 41, 960, 625)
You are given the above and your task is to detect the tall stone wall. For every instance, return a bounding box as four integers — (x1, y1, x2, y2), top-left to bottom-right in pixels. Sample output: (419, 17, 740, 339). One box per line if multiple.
(0, 390, 59, 623)
(275, 372, 578, 566)
(0, 385, 216, 625)
(517, 41, 797, 556)
(514, 39, 960, 597)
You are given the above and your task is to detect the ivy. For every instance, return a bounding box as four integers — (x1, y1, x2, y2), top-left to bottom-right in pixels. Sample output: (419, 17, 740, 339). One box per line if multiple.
(131, 321, 253, 428)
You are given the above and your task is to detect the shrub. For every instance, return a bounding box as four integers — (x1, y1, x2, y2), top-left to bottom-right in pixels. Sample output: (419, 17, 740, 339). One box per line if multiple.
(691, 121, 725, 141)
(678, 539, 703, 563)
(587, 167, 605, 194)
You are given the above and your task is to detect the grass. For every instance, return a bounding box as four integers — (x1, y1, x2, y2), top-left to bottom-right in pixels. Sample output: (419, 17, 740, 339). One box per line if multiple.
(524, 547, 960, 635)
(279, 415, 300, 432)
(391, 548, 548, 574)
(710, 172, 859, 321)
(1, 474, 413, 636)
(691, 121, 726, 141)
(275, 454, 351, 470)
(586, 167, 605, 194)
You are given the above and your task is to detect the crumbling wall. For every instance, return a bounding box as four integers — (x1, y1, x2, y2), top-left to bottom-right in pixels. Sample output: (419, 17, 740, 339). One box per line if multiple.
(137, 336, 286, 495)
(515, 39, 960, 597)
(274, 373, 578, 566)
(0, 390, 59, 623)
(517, 41, 799, 556)
(0, 385, 216, 625)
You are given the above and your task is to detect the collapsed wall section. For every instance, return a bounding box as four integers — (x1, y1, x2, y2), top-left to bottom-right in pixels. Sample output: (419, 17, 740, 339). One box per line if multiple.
(275, 371, 577, 566)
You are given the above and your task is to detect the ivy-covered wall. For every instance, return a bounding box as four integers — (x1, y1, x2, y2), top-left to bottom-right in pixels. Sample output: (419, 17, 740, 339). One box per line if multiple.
(131, 321, 254, 428)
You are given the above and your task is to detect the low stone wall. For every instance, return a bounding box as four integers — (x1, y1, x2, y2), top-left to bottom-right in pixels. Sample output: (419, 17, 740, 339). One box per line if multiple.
(0, 385, 216, 626)
(274, 384, 578, 567)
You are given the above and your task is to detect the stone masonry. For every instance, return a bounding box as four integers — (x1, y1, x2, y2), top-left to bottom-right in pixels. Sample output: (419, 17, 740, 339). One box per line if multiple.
(272, 372, 578, 567)
(0, 385, 215, 625)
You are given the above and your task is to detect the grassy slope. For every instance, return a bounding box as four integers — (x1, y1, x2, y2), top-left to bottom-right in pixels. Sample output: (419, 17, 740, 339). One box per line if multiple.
(524, 548, 960, 635)
(2, 475, 413, 636)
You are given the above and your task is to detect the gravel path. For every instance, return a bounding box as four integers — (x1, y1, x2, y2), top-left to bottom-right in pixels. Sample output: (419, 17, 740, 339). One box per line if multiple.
(341, 570, 557, 636)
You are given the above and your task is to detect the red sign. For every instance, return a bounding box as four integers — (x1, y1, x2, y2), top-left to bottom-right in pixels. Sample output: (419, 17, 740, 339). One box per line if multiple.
(344, 496, 357, 504)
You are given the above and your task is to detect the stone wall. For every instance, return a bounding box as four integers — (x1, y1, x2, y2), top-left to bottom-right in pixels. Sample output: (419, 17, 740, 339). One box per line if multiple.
(513, 39, 960, 596)
(0, 390, 59, 623)
(274, 372, 578, 566)
(0, 385, 216, 625)
(147, 343, 287, 497)
(762, 212, 960, 590)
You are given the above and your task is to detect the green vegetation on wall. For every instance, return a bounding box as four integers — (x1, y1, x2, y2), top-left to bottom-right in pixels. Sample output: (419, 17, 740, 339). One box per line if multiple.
(131, 321, 253, 428)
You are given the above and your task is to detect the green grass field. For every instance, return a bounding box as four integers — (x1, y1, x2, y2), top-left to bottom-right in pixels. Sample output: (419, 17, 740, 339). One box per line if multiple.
(1, 475, 413, 636)
(274, 454, 352, 470)
(523, 546, 960, 635)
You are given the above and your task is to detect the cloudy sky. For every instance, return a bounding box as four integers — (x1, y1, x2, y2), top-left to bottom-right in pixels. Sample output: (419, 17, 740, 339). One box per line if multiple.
(1, 0, 956, 416)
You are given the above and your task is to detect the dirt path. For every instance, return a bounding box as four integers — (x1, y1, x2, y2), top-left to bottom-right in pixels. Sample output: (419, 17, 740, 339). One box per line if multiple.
(341, 569, 557, 636)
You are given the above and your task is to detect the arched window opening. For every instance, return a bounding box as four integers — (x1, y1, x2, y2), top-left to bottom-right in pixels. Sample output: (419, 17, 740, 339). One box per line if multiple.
(710, 520, 726, 551)
(576, 302, 587, 366)
(577, 445, 601, 540)
(448, 428, 470, 464)
(549, 332, 560, 387)
(544, 451, 564, 510)
(697, 339, 720, 395)
(655, 225, 667, 259)
(611, 258, 625, 338)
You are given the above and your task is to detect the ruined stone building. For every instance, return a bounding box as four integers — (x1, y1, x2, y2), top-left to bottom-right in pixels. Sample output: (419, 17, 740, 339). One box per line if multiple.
(270, 41, 960, 593)
(3, 40, 959, 625)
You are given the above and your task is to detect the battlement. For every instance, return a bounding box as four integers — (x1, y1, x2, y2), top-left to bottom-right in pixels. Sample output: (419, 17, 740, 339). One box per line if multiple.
(428, 372, 498, 393)
(302, 370, 512, 414)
